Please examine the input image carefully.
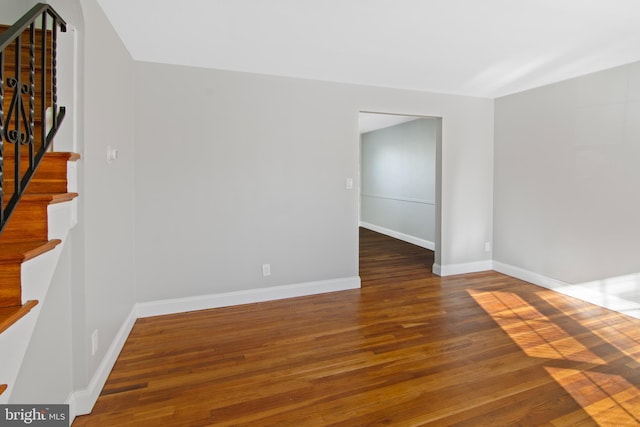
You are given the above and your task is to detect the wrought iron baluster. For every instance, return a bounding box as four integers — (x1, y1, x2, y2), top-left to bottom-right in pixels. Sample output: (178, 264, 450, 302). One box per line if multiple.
(29, 22, 35, 167)
(0, 49, 4, 226)
(0, 3, 67, 233)
(51, 15, 58, 146)
(40, 12, 47, 154)
(12, 35, 21, 195)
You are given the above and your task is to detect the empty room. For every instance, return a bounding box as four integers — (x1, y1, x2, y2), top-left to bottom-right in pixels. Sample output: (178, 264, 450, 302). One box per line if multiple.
(1, 0, 640, 425)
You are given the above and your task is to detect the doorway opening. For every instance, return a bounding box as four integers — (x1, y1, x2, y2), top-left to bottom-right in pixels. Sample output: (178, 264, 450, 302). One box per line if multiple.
(357, 112, 442, 286)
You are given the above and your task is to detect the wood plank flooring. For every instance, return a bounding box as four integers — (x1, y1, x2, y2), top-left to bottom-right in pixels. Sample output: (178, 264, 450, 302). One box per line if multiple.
(73, 228, 640, 426)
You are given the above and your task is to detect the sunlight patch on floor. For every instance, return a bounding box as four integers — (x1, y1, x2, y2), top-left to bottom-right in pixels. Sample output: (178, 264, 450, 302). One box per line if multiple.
(469, 289, 640, 426)
(541, 292, 640, 366)
(546, 367, 640, 426)
(468, 290, 604, 363)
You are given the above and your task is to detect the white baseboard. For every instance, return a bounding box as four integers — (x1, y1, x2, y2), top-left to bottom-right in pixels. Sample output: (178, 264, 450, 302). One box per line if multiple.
(432, 263, 442, 276)
(360, 222, 434, 250)
(71, 306, 138, 417)
(358, 222, 493, 277)
(433, 260, 493, 277)
(66, 391, 76, 426)
(137, 276, 361, 318)
(493, 261, 640, 320)
(493, 261, 568, 290)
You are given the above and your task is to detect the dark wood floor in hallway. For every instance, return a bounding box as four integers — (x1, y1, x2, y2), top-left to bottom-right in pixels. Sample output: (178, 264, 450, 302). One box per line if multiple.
(74, 229, 640, 426)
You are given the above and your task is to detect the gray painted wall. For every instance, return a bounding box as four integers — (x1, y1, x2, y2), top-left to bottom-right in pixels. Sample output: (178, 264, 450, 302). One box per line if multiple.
(0, 0, 37, 24)
(10, 242, 74, 403)
(361, 118, 436, 245)
(494, 61, 640, 284)
(134, 62, 494, 302)
(80, 0, 136, 385)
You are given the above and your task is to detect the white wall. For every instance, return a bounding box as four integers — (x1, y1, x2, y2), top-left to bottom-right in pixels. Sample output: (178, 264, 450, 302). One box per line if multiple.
(361, 118, 437, 248)
(134, 62, 494, 303)
(494, 61, 640, 286)
(0, 0, 37, 24)
(79, 0, 136, 387)
(9, 242, 74, 403)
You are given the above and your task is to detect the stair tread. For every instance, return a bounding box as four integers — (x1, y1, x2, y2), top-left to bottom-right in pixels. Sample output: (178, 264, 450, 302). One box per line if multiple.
(0, 240, 62, 263)
(19, 192, 79, 204)
(4, 151, 80, 160)
(0, 300, 38, 334)
(2, 193, 78, 210)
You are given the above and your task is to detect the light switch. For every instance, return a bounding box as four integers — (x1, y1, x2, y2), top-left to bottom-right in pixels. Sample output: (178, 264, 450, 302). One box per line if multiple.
(106, 145, 119, 164)
(346, 178, 353, 189)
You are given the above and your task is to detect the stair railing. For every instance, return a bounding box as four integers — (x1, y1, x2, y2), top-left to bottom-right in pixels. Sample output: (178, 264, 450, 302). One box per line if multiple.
(0, 3, 67, 232)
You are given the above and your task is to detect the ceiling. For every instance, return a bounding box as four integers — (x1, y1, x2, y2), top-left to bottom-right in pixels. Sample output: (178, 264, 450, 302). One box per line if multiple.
(96, 0, 640, 98)
(359, 113, 421, 134)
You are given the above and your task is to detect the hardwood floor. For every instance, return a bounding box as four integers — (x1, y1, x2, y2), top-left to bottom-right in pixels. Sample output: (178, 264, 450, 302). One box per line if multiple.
(74, 228, 640, 426)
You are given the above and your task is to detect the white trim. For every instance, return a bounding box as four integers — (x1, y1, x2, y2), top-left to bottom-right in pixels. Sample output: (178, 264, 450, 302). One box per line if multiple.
(492, 261, 567, 290)
(436, 260, 493, 276)
(361, 193, 435, 206)
(71, 306, 138, 416)
(493, 261, 640, 320)
(136, 276, 361, 318)
(66, 390, 78, 426)
(432, 263, 442, 276)
(360, 221, 434, 250)
(71, 25, 79, 153)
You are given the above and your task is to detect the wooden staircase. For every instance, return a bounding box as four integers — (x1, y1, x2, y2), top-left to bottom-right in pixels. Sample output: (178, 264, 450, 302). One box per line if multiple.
(0, 19, 78, 399)
(0, 153, 79, 399)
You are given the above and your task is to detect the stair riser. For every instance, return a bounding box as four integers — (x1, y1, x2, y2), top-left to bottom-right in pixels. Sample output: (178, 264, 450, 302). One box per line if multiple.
(4, 180, 68, 196)
(0, 264, 21, 307)
(0, 202, 49, 243)
(3, 155, 69, 177)
(1, 139, 48, 157)
(3, 155, 71, 199)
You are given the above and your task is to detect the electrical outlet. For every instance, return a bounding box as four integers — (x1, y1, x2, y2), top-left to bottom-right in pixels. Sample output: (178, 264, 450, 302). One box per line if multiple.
(262, 264, 271, 277)
(91, 329, 99, 356)
(485, 242, 492, 252)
